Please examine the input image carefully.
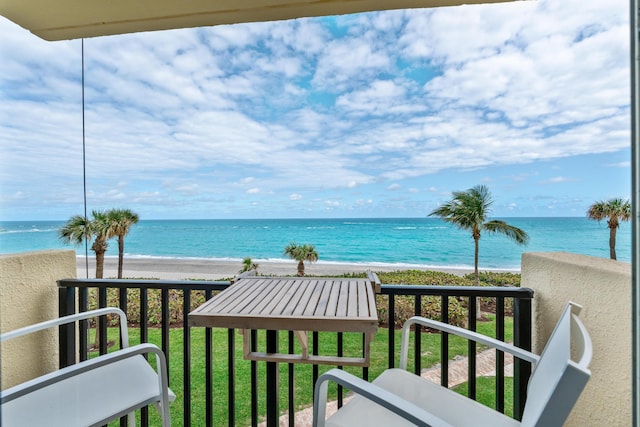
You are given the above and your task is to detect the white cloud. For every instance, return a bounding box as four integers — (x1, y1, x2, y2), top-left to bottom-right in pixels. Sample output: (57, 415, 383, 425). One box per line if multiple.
(542, 176, 577, 184)
(0, 0, 632, 219)
(313, 37, 391, 90)
(608, 161, 631, 168)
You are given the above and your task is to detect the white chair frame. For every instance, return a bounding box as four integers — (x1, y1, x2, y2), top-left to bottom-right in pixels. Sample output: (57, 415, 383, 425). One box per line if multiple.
(314, 302, 592, 427)
(1, 307, 174, 427)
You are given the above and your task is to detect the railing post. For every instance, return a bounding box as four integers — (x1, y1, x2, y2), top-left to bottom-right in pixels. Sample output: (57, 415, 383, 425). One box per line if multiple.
(58, 285, 76, 368)
(266, 330, 279, 427)
(440, 295, 449, 387)
(388, 295, 395, 369)
(513, 297, 533, 421)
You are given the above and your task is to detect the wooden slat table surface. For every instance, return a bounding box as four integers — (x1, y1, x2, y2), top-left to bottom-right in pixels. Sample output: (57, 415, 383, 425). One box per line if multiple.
(189, 277, 378, 334)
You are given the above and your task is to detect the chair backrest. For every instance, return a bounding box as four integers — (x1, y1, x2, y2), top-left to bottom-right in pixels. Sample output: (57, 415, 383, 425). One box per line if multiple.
(520, 302, 592, 427)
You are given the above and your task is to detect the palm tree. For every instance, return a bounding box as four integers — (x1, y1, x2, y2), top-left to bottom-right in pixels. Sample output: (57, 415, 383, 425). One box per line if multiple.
(283, 242, 319, 276)
(429, 185, 529, 286)
(587, 198, 631, 260)
(239, 257, 259, 274)
(106, 208, 139, 279)
(59, 212, 110, 350)
(59, 211, 111, 278)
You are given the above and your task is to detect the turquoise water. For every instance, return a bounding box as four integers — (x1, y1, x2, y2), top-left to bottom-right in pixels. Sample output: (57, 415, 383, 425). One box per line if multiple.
(0, 217, 631, 270)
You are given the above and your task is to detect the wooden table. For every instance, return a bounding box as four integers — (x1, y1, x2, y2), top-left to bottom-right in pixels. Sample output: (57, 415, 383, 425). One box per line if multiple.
(189, 276, 379, 426)
(190, 276, 379, 365)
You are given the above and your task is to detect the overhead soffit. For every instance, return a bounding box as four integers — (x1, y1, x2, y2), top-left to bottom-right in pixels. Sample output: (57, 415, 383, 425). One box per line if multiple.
(1, 0, 516, 41)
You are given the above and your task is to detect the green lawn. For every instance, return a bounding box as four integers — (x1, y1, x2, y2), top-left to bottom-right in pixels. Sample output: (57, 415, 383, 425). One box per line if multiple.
(98, 314, 512, 426)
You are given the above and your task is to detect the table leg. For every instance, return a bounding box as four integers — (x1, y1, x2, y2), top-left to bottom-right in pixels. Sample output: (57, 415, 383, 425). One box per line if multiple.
(266, 330, 279, 427)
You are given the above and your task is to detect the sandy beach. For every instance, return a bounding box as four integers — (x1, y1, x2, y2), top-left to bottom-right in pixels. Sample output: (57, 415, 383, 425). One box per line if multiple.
(76, 257, 487, 280)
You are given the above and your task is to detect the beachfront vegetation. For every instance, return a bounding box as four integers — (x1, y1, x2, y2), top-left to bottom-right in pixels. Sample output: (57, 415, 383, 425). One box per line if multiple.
(239, 257, 259, 274)
(283, 242, 319, 276)
(88, 270, 519, 330)
(106, 208, 139, 278)
(59, 208, 139, 278)
(59, 210, 110, 278)
(429, 185, 529, 287)
(587, 198, 631, 260)
(468, 271, 521, 287)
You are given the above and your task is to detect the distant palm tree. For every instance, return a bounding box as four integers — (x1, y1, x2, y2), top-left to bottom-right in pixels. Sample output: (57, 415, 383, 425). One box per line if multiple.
(587, 198, 631, 260)
(240, 257, 259, 274)
(59, 210, 111, 279)
(283, 243, 319, 276)
(429, 185, 529, 286)
(107, 208, 139, 279)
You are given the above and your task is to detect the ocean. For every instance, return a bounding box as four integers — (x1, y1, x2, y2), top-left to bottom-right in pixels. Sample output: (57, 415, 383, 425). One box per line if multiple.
(0, 217, 631, 271)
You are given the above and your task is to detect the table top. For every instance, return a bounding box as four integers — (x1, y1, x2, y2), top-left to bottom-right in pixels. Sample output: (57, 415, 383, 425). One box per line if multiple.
(189, 276, 378, 334)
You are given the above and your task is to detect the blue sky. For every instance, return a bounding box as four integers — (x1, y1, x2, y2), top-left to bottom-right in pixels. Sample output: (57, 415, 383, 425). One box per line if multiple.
(0, 0, 631, 220)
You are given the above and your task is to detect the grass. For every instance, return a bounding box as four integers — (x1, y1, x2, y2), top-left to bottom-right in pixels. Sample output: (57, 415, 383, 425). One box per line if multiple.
(97, 314, 512, 426)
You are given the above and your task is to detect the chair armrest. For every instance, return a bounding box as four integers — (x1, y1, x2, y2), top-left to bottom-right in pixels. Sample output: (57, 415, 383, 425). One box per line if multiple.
(399, 316, 539, 370)
(0, 307, 130, 348)
(313, 368, 453, 427)
(2, 343, 171, 403)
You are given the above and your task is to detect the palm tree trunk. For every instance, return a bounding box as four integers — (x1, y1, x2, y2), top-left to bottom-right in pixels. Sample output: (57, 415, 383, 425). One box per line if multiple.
(92, 238, 108, 278)
(297, 261, 305, 276)
(95, 250, 104, 279)
(609, 226, 617, 260)
(474, 237, 479, 285)
(118, 235, 124, 279)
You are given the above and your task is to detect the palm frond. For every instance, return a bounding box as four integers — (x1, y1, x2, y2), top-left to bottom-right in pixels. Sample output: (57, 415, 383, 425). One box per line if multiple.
(483, 220, 529, 245)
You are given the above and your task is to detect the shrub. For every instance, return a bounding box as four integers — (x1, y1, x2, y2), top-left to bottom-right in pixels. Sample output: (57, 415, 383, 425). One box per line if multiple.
(462, 271, 522, 315)
(83, 270, 520, 328)
(375, 270, 472, 328)
(86, 287, 209, 327)
(465, 271, 521, 287)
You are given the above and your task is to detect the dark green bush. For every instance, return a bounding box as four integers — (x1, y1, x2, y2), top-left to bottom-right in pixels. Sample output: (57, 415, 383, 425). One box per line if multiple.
(462, 271, 522, 315)
(465, 271, 521, 287)
(84, 270, 520, 328)
(377, 270, 474, 287)
(86, 287, 209, 327)
(375, 270, 472, 328)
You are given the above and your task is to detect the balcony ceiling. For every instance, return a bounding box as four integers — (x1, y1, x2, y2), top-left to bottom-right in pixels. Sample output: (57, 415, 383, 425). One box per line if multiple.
(1, 0, 515, 41)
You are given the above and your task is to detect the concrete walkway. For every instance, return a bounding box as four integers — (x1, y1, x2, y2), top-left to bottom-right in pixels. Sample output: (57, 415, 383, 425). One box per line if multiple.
(257, 348, 514, 427)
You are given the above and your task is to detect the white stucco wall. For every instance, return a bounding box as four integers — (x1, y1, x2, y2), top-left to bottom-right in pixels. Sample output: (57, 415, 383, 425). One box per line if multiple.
(0, 250, 76, 389)
(521, 252, 631, 426)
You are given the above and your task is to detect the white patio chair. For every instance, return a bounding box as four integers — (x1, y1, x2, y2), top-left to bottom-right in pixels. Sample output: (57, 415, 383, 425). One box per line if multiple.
(1, 307, 174, 427)
(314, 301, 592, 427)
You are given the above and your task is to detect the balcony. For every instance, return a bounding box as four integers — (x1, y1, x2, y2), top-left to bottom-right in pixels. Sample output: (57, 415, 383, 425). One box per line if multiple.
(0, 249, 632, 426)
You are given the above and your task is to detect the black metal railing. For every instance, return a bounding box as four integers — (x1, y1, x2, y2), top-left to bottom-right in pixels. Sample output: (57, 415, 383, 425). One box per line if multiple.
(58, 278, 533, 427)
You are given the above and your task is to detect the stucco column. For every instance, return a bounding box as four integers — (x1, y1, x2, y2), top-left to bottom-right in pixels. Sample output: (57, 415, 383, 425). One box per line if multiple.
(522, 251, 631, 426)
(0, 250, 76, 389)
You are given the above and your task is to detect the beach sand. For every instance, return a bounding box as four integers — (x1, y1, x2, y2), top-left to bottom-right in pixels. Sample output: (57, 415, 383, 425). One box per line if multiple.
(75, 257, 487, 280)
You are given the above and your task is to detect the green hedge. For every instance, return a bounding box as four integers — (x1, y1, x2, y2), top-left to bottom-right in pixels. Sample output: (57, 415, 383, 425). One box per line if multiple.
(87, 270, 520, 328)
